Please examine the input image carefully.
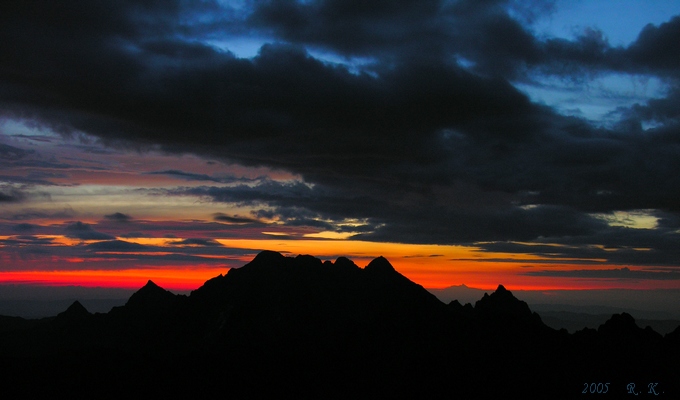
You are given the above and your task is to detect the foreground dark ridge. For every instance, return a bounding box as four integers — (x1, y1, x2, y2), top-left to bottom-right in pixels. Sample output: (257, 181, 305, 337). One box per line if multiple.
(0, 251, 678, 399)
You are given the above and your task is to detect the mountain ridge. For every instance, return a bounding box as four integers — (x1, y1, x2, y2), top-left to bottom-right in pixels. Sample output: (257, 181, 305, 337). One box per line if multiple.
(0, 251, 677, 398)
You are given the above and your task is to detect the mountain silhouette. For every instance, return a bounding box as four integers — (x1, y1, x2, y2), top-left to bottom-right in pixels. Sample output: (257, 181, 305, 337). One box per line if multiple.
(473, 284, 545, 329)
(125, 280, 176, 308)
(0, 251, 677, 398)
(56, 300, 90, 321)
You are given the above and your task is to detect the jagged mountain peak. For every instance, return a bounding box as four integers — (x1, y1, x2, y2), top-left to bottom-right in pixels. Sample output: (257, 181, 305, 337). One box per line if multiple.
(125, 279, 176, 309)
(364, 256, 395, 274)
(333, 256, 360, 271)
(143, 279, 160, 289)
(4, 251, 677, 399)
(188, 251, 444, 329)
(54, 300, 91, 328)
(57, 300, 90, 319)
(136, 279, 171, 296)
(250, 250, 286, 266)
(230, 250, 291, 275)
(597, 312, 665, 344)
(235, 252, 393, 276)
(598, 312, 639, 335)
(474, 284, 535, 321)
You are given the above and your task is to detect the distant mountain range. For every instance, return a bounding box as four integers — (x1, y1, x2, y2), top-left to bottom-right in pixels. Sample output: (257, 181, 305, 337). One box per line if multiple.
(1, 251, 678, 398)
(430, 284, 680, 335)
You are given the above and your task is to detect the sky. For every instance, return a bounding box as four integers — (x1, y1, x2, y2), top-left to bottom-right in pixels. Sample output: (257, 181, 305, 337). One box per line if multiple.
(1, 1, 680, 314)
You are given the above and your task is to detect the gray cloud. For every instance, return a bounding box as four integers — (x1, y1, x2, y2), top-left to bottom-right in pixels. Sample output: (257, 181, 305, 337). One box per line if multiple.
(171, 238, 223, 247)
(212, 213, 262, 224)
(0, 235, 54, 246)
(0, 188, 25, 203)
(84, 239, 147, 252)
(145, 170, 260, 184)
(1, 208, 77, 221)
(12, 223, 36, 232)
(474, 224, 680, 266)
(104, 212, 133, 222)
(176, 182, 609, 243)
(64, 221, 115, 241)
(0, 143, 34, 161)
(0, 230, 255, 270)
(119, 231, 151, 238)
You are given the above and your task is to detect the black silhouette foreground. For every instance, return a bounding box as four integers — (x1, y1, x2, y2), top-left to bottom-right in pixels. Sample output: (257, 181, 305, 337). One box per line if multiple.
(0, 251, 677, 399)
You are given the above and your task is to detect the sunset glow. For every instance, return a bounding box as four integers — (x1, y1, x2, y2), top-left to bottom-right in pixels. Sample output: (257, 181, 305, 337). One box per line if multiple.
(1, 232, 675, 292)
(0, 267, 223, 291)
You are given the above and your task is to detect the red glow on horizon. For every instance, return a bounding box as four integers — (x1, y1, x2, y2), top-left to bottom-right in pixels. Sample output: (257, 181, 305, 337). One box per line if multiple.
(0, 267, 229, 291)
(1, 238, 677, 292)
(0, 262, 674, 293)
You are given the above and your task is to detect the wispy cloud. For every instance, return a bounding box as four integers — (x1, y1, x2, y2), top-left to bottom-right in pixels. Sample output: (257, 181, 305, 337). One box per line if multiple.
(64, 221, 115, 240)
(145, 169, 261, 184)
(104, 212, 133, 223)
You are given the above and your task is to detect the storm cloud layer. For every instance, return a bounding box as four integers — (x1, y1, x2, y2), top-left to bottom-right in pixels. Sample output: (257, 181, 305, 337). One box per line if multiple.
(1, 0, 679, 265)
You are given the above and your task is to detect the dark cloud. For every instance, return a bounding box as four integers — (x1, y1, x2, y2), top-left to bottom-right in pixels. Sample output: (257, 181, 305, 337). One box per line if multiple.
(0, 191, 23, 203)
(1, 208, 76, 221)
(0, 235, 54, 246)
(0, 183, 52, 202)
(104, 212, 133, 222)
(146, 170, 259, 183)
(246, 1, 680, 79)
(120, 231, 151, 239)
(12, 223, 36, 232)
(355, 204, 610, 244)
(81, 238, 247, 259)
(179, 181, 377, 232)
(24, 171, 70, 185)
(64, 221, 115, 240)
(212, 213, 261, 224)
(186, 180, 319, 205)
(171, 238, 222, 247)
(627, 16, 680, 75)
(475, 225, 680, 266)
(0, 144, 66, 186)
(0, 185, 27, 203)
(616, 87, 680, 141)
(0, 234, 252, 270)
(0, 143, 34, 160)
(248, 0, 448, 59)
(6, 159, 75, 170)
(403, 254, 445, 259)
(0, 0, 679, 259)
(176, 182, 607, 242)
(84, 239, 146, 252)
(95, 217, 269, 239)
(655, 211, 680, 229)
